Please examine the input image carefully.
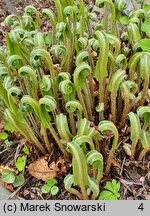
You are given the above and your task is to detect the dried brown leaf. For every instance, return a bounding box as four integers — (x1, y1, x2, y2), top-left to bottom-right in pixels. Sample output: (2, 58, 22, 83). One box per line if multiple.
(28, 158, 58, 182)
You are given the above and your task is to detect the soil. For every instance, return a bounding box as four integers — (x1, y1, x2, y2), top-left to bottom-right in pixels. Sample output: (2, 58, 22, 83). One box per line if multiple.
(0, 0, 150, 200)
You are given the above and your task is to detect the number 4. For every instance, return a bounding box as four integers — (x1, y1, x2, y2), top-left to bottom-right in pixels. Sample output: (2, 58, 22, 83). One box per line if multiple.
(138, 203, 144, 211)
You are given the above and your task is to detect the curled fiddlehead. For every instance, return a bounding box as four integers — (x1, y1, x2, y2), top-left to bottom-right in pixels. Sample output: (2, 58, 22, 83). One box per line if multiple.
(76, 37, 88, 53)
(137, 106, 150, 129)
(64, 174, 83, 199)
(56, 21, 66, 33)
(98, 120, 119, 175)
(131, 9, 145, 20)
(128, 52, 143, 80)
(115, 54, 127, 70)
(86, 150, 103, 182)
(42, 8, 56, 26)
(42, 8, 56, 44)
(57, 72, 71, 84)
(30, 48, 55, 78)
(7, 86, 21, 113)
(18, 66, 38, 99)
(116, 0, 127, 11)
(87, 12, 98, 21)
(21, 95, 39, 118)
(39, 95, 57, 122)
(65, 100, 82, 135)
(89, 38, 99, 52)
(73, 63, 91, 119)
(7, 54, 24, 71)
(24, 6, 40, 30)
(73, 63, 91, 90)
(129, 17, 140, 26)
(39, 95, 57, 131)
(51, 45, 68, 70)
(4, 14, 22, 28)
(3, 77, 13, 92)
(22, 14, 35, 30)
(39, 75, 53, 97)
(96, 0, 116, 35)
(59, 79, 76, 101)
(108, 69, 126, 123)
(30, 48, 57, 97)
(73, 135, 95, 151)
(0, 66, 8, 78)
(75, 50, 89, 66)
(64, 5, 77, 34)
(64, 5, 76, 18)
(65, 100, 83, 121)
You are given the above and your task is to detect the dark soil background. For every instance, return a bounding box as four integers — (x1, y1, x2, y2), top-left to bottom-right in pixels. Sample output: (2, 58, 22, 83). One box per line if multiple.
(0, 0, 150, 200)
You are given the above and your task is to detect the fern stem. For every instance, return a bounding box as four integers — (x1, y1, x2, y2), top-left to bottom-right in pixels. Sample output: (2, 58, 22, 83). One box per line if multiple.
(138, 149, 149, 161)
(120, 93, 130, 128)
(69, 112, 76, 136)
(83, 84, 93, 120)
(105, 148, 114, 175)
(80, 185, 88, 200)
(42, 126, 51, 153)
(80, 0, 85, 37)
(104, 3, 109, 31)
(48, 123, 68, 158)
(139, 73, 149, 106)
(111, 92, 116, 123)
(130, 140, 138, 160)
(99, 75, 104, 121)
(77, 90, 89, 119)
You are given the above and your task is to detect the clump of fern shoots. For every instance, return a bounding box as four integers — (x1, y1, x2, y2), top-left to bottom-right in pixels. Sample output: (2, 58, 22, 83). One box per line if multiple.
(0, 0, 150, 200)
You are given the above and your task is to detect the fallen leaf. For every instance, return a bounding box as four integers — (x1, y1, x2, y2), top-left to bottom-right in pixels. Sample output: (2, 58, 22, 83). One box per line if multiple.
(28, 158, 58, 181)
